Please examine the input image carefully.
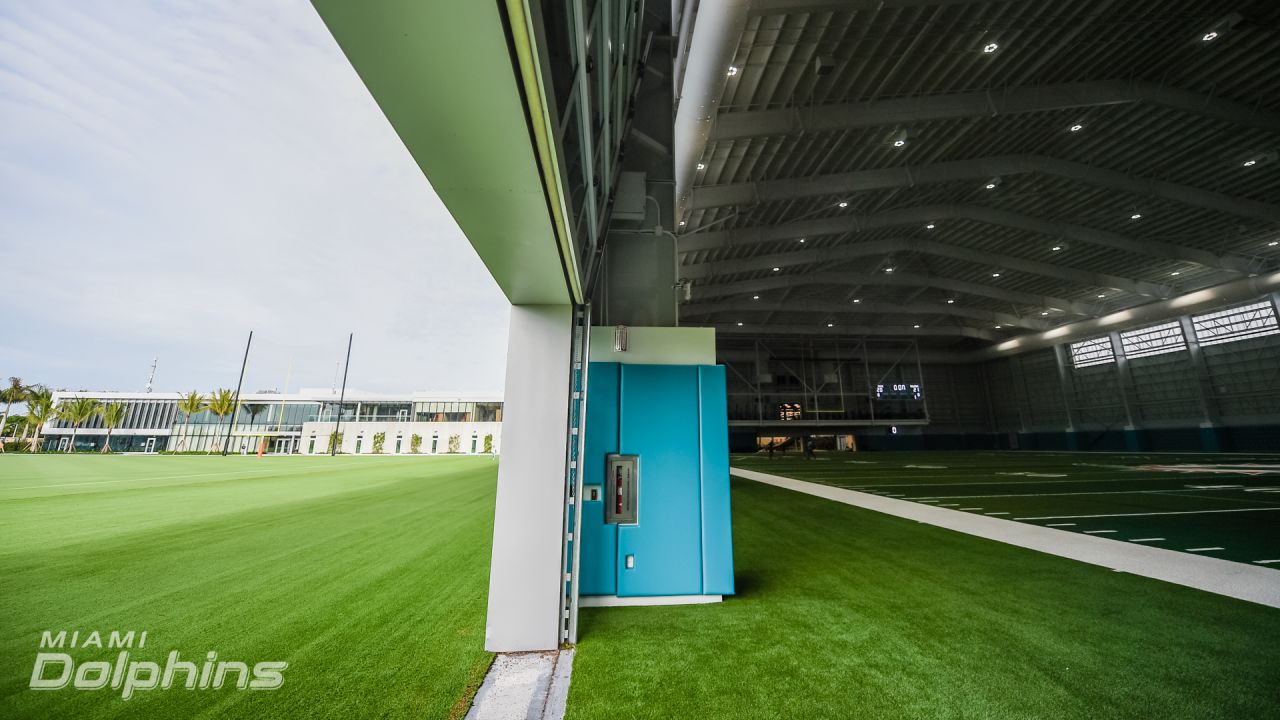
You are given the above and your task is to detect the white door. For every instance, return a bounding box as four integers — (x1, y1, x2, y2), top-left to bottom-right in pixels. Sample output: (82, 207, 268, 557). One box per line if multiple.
(58, 437, 70, 452)
(144, 437, 156, 453)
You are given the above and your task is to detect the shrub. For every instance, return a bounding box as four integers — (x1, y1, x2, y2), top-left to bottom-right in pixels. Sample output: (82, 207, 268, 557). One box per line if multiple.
(483, 434, 493, 453)
(410, 434, 422, 454)
(327, 432, 343, 454)
(372, 432, 386, 454)
(447, 434, 461, 454)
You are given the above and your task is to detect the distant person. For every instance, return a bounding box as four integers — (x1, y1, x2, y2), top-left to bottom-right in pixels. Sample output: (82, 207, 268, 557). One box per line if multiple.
(767, 442, 774, 460)
(803, 436, 814, 460)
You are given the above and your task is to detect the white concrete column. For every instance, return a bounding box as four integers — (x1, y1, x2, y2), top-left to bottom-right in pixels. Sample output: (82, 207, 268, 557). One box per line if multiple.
(484, 304, 573, 652)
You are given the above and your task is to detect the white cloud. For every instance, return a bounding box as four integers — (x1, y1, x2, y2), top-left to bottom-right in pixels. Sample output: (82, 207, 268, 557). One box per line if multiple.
(0, 0, 510, 395)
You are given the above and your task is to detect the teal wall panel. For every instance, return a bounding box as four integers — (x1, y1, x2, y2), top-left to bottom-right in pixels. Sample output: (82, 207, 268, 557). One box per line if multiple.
(698, 366, 734, 595)
(579, 363, 619, 595)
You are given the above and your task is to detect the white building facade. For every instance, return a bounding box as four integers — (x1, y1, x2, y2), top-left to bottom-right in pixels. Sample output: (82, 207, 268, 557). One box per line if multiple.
(41, 389, 502, 455)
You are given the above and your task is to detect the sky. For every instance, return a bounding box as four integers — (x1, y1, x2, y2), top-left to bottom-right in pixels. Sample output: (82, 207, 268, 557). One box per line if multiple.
(0, 0, 511, 398)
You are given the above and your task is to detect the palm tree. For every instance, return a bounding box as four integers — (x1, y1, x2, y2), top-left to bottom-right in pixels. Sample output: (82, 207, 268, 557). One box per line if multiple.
(206, 388, 237, 454)
(23, 387, 53, 451)
(175, 391, 207, 452)
(25, 397, 55, 453)
(97, 403, 127, 453)
(0, 377, 28, 445)
(56, 397, 101, 453)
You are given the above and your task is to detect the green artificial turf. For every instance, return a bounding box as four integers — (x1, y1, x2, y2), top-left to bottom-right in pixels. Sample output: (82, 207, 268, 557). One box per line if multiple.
(0, 455, 497, 720)
(731, 451, 1280, 564)
(566, 475, 1280, 720)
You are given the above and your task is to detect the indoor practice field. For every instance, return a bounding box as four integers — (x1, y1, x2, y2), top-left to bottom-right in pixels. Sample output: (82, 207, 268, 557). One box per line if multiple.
(0, 455, 497, 720)
(731, 450, 1280, 567)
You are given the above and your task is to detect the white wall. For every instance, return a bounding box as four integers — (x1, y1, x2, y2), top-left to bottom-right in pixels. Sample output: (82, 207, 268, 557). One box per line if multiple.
(298, 421, 501, 455)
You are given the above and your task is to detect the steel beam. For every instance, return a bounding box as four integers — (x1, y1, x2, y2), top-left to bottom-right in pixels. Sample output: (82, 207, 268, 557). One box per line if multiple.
(711, 80, 1280, 142)
(679, 203, 1257, 274)
(681, 236, 1172, 296)
(689, 270, 1096, 315)
(713, 322, 998, 341)
(688, 155, 1280, 224)
(680, 298, 1049, 330)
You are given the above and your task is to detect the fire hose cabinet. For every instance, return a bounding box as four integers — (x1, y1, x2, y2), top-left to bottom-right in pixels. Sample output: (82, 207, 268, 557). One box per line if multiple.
(577, 363, 735, 601)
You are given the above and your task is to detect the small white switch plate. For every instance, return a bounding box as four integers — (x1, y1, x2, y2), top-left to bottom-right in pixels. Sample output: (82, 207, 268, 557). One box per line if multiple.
(625, 554, 635, 569)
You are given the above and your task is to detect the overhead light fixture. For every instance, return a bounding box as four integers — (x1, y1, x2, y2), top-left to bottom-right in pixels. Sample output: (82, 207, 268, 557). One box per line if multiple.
(1051, 245, 1062, 252)
(925, 223, 936, 230)
(1069, 123, 1084, 133)
(984, 177, 1001, 190)
(982, 42, 999, 54)
(913, 324, 921, 329)
(772, 267, 780, 272)
(1040, 311, 1049, 316)
(798, 238, 806, 243)
(852, 298, 861, 303)
(889, 129, 909, 148)
(1171, 271, 1181, 276)
(679, 220, 686, 226)
(884, 267, 894, 274)
(1097, 294, 1106, 298)
(1129, 212, 1143, 220)
(736, 322, 743, 326)
(1268, 240, 1278, 247)
(946, 299, 955, 304)
(727, 65, 739, 76)
(1241, 152, 1277, 168)
(991, 272, 1001, 278)
(1198, 13, 1242, 43)
(994, 325, 1002, 329)
(1243, 159, 1257, 167)
(837, 201, 849, 208)
(752, 295, 760, 300)
(697, 162, 706, 171)
(827, 322, 835, 328)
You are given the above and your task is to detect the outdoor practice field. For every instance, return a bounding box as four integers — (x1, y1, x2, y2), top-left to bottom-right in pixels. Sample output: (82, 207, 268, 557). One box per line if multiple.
(731, 451, 1280, 567)
(0, 455, 497, 720)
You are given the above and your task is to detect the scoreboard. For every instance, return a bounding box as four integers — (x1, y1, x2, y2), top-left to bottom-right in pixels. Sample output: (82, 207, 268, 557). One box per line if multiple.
(875, 383, 923, 400)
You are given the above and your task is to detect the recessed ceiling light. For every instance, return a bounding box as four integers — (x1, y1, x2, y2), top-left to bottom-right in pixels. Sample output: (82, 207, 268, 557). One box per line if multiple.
(1198, 13, 1241, 44)
(913, 324, 921, 329)
(890, 129, 909, 148)
(727, 65, 739, 76)
(1201, 31, 1219, 42)
(946, 299, 955, 304)
(893, 139, 906, 148)
(1051, 245, 1062, 252)
(1097, 294, 1106, 298)
(1268, 240, 1278, 247)
(679, 220, 686, 226)
(852, 299, 861, 303)
(994, 325, 1002, 329)
(837, 201, 849, 208)
(984, 177, 1001, 190)
(982, 42, 999, 53)
(884, 267, 894, 274)
(1069, 123, 1084, 132)
(696, 162, 706, 171)
(827, 322, 835, 328)
(1040, 311, 1049, 316)
(772, 267, 780, 272)
(925, 223, 936, 230)
(1243, 159, 1257, 167)
(1130, 213, 1142, 220)
(1171, 271, 1181, 276)
(991, 272, 1001, 278)
(798, 238, 806, 243)
(752, 295, 760, 300)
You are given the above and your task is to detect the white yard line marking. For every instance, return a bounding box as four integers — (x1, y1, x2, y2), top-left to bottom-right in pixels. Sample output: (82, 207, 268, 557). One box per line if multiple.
(918, 499, 940, 503)
(938, 503, 960, 507)
(1129, 538, 1165, 543)
(983, 511, 1009, 515)
(1084, 530, 1117, 534)
(959, 507, 982, 511)
(1015, 507, 1280, 521)
(913, 487, 1266, 500)
(1254, 560, 1280, 565)
(1046, 523, 1076, 527)
(1186, 547, 1224, 552)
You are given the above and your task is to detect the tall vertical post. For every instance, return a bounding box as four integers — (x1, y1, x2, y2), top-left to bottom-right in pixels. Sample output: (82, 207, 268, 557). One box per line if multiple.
(1052, 343, 1080, 449)
(222, 331, 253, 457)
(1108, 331, 1141, 450)
(332, 333, 353, 456)
(485, 305, 573, 652)
(1178, 315, 1220, 450)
